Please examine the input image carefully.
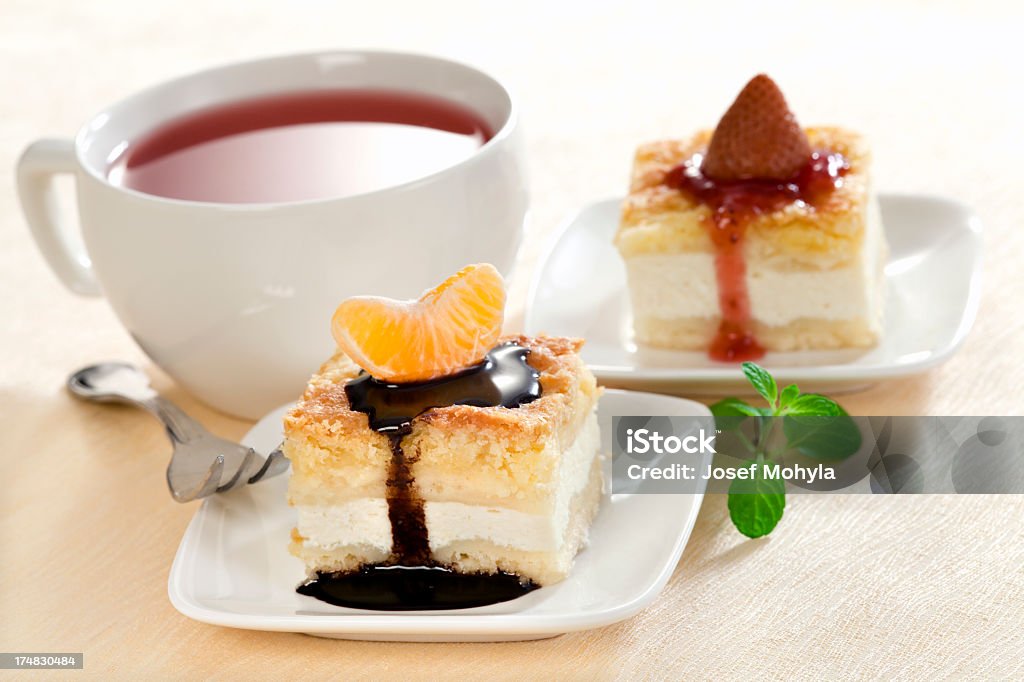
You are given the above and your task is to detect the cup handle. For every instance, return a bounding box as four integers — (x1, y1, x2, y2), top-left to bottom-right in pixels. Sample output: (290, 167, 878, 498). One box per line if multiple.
(16, 138, 101, 296)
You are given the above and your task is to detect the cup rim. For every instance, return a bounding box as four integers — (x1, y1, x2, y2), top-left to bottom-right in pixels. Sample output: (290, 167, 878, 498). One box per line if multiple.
(73, 49, 518, 210)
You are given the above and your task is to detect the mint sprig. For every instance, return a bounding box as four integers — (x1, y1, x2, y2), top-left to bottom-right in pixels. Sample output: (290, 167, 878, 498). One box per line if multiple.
(710, 362, 859, 538)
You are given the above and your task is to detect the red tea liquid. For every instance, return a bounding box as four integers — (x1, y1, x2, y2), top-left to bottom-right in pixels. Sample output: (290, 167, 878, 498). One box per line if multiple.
(108, 90, 494, 203)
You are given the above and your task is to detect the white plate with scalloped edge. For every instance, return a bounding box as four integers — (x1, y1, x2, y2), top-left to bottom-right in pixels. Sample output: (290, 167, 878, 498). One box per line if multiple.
(525, 194, 982, 395)
(168, 389, 710, 641)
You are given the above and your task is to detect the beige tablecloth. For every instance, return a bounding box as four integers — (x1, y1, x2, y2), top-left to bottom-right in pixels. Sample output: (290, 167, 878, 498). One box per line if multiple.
(2, 1, 1023, 678)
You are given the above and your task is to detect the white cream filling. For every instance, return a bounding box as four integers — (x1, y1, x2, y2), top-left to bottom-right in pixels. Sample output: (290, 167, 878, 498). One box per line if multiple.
(296, 497, 391, 553)
(295, 410, 601, 555)
(624, 198, 885, 327)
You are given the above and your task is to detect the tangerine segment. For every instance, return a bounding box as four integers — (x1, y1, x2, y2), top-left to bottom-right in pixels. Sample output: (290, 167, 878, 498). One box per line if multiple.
(331, 263, 506, 383)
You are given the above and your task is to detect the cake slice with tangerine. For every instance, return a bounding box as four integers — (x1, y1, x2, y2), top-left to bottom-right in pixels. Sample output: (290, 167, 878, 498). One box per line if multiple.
(331, 263, 506, 383)
(286, 261, 603, 592)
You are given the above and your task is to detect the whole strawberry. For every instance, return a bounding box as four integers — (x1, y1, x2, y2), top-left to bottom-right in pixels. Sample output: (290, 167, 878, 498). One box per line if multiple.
(703, 74, 812, 181)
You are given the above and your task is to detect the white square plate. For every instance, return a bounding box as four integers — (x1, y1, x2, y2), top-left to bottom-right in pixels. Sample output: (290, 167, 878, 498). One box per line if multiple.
(525, 194, 982, 395)
(169, 389, 710, 641)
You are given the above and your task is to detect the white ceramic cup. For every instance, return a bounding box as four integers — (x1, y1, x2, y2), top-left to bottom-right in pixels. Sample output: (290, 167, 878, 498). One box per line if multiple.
(17, 51, 527, 419)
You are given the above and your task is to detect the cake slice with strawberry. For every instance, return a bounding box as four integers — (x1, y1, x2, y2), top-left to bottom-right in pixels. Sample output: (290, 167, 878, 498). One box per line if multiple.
(616, 74, 887, 361)
(284, 264, 602, 607)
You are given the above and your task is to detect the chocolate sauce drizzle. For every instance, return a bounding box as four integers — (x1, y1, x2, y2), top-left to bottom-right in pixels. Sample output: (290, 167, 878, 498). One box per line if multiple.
(297, 342, 543, 610)
(297, 566, 535, 611)
(344, 342, 542, 432)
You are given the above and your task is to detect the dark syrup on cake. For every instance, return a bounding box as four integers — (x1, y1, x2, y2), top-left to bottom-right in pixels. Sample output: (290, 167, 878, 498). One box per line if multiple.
(663, 150, 849, 362)
(297, 566, 534, 611)
(297, 342, 543, 610)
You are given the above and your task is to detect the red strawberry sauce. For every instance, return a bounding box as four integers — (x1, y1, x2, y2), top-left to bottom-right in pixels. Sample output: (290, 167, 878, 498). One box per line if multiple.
(663, 150, 850, 362)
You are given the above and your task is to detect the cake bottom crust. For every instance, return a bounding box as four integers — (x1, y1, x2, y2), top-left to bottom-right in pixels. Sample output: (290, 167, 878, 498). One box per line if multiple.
(288, 534, 390, 575)
(634, 315, 881, 352)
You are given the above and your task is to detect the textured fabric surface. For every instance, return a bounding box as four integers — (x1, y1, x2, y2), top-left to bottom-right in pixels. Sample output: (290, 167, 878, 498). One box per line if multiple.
(2, 1, 1023, 678)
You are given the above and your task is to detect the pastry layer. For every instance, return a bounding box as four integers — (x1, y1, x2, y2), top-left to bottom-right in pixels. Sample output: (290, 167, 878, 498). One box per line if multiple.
(623, 191, 885, 347)
(285, 335, 599, 509)
(293, 411, 599, 555)
(616, 127, 873, 269)
(432, 454, 603, 586)
(633, 316, 881, 352)
(425, 410, 599, 550)
(289, 529, 390, 575)
(289, 456, 603, 586)
(617, 126, 887, 352)
(285, 334, 603, 585)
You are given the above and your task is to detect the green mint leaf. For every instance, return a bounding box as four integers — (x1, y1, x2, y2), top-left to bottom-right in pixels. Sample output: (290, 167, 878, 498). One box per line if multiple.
(778, 384, 800, 408)
(710, 398, 761, 431)
(785, 393, 842, 416)
(782, 413, 861, 461)
(710, 398, 762, 417)
(728, 460, 786, 538)
(741, 362, 778, 408)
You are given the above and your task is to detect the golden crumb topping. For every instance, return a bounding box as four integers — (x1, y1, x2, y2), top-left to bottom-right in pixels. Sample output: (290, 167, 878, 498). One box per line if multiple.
(616, 127, 872, 268)
(284, 334, 595, 445)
